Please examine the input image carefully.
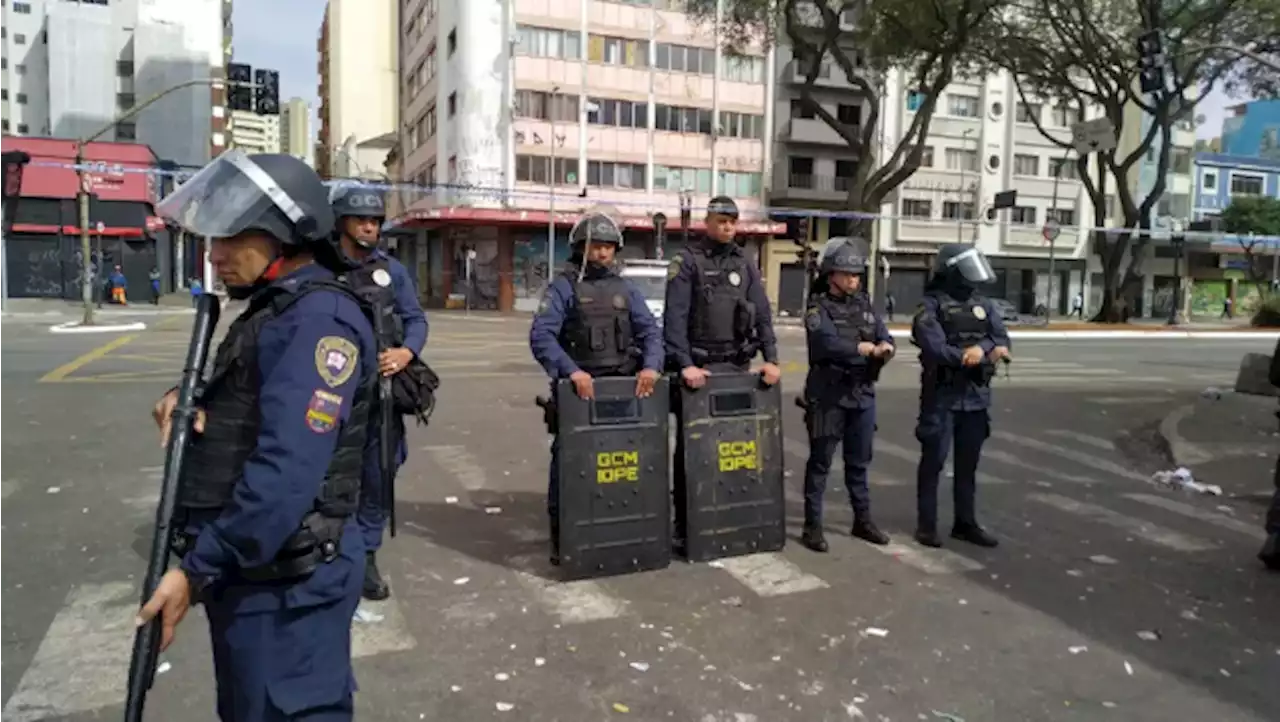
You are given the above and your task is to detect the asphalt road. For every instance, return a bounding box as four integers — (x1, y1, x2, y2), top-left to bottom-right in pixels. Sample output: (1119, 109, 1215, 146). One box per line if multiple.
(2, 313, 1278, 721)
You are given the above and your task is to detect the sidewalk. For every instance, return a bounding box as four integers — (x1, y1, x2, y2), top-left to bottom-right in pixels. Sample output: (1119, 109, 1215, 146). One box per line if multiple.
(1, 296, 198, 318)
(1156, 390, 1279, 500)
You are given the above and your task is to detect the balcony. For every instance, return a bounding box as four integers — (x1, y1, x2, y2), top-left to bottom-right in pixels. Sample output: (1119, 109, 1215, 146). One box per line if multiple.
(769, 169, 854, 204)
(784, 117, 856, 147)
(782, 58, 870, 92)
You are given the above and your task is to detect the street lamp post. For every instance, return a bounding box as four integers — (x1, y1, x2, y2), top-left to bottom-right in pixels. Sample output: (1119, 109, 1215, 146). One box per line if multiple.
(1168, 219, 1187, 325)
(548, 85, 560, 284)
(679, 190, 692, 246)
(75, 76, 252, 326)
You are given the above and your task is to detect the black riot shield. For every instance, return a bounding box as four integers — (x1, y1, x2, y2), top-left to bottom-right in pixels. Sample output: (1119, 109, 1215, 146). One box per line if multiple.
(678, 372, 785, 562)
(555, 376, 671, 580)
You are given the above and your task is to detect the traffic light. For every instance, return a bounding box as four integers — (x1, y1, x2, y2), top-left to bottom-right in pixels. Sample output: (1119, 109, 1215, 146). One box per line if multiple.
(1136, 29, 1166, 95)
(254, 69, 280, 115)
(227, 63, 253, 111)
(793, 216, 812, 263)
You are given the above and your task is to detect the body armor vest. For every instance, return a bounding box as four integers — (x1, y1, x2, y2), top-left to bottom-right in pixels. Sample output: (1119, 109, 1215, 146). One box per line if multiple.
(559, 271, 636, 376)
(174, 279, 375, 573)
(811, 292, 880, 384)
(936, 294, 990, 347)
(688, 245, 754, 361)
(343, 258, 402, 350)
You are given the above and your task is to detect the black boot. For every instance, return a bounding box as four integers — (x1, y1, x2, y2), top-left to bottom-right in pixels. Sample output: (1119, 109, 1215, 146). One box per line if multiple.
(951, 523, 999, 548)
(362, 551, 390, 601)
(914, 527, 943, 548)
(1259, 533, 1280, 571)
(851, 517, 890, 546)
(801, 525, 829, 553)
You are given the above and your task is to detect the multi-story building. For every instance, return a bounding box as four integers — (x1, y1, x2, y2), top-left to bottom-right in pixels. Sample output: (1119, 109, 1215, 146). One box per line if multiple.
(316, 0, 397, 178)
(0, 0, 227, 168)
(280, 96, 313, 165)
(227, 109, 281, 154)
(1221, 99, 1280, 160)
(384, 0, 783, 311)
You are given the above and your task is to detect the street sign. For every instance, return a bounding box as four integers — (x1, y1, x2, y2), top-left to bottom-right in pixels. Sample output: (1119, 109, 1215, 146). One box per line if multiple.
(96, 221, 105, 233)
(1042, 220, 1061, 242)
(992, 190, 1018, 209)
(1070, 118, 1117, 155)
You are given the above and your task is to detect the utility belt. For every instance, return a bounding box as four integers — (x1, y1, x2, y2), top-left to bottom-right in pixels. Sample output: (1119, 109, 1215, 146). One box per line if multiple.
(935, 363, 996, 388)
(813, 357, 882, 384)
(169, 511, 345, 583)
(692, 342, 758, 368)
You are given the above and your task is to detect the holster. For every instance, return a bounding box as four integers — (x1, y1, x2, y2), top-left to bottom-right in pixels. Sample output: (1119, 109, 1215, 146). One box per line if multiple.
(169, 511, 344, 584)
(536, 395, 558, 434)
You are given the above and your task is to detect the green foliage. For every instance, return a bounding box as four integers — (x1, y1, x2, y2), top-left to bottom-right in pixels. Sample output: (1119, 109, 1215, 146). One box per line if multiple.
(1221, 196, 1280, 237)
(1252, 294, 1280, 328)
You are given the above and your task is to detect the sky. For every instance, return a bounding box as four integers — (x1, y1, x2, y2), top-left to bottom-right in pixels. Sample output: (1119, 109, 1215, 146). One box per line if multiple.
(229, 0, 1242, 146)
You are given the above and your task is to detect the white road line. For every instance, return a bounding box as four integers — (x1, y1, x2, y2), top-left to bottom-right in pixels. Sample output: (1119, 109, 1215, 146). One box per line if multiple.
(1008, 368, 1127, 376)
(515, 572, 630, 624)
(1122, 493, 1263, 538)
(1043, 429, 1116, 451)
(874, 438, 1014, 485)
(2, 582, 135, 721)
(1027, 493, 1217, 552)
(981, 448, 1097, 484)
(868, 541, 986, 575)
(423, 445, 488, 492)
(992, 431, 1149, 482)
(718, 553, 830, 597)
(351, 598, 417, 658)
(2, 480, 19, 499)
(1088, 395, 1174, 405)
(782, 436, 912, 487)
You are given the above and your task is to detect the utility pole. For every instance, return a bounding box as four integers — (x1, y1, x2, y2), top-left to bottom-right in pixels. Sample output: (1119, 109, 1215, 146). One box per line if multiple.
(548, 85, 560, 284)
(75, 77, 253, 326)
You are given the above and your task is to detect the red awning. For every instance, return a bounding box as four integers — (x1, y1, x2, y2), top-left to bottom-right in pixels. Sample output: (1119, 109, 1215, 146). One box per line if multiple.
(11, 223, 149, 238)
(387, 206, 786, 235)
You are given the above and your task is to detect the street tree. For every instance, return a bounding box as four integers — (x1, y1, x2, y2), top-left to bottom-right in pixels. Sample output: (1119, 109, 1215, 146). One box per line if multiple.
(684, 0, 1008, 236)
(989, 0, 1269, 322)
(1220, 196, 1280, 298)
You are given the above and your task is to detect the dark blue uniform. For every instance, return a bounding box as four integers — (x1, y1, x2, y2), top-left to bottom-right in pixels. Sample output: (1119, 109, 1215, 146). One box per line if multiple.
(530, 273, 665, 516)
(179, 264, 377, 721)
(802, 291, 894, 527)
(911, 291, 1009, 539)
(662, 242, 779, 370)
(357, 249, 428, 553)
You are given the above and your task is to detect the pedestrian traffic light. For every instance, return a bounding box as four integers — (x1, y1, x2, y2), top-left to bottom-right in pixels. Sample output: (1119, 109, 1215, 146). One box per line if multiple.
(227, 63, 252, 111)
(1136, 29, 1166, 95)
(254, 68, 280, 115)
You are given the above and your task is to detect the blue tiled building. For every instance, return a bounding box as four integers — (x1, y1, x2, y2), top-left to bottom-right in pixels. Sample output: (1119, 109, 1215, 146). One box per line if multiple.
(1192, 152, 1280, 220)
(1220, 99, 1280, 160)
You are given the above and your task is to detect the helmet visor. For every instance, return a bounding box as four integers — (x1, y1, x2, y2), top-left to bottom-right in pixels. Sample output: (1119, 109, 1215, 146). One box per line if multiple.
(944, 247, 996, 284)
(570, 213, 623, 247)
(156, 149, 305, 238)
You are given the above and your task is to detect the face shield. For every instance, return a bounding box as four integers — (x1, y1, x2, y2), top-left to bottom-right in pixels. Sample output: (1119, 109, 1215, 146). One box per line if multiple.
(944, 247, 996, 285)
(156, 149, 307, 239)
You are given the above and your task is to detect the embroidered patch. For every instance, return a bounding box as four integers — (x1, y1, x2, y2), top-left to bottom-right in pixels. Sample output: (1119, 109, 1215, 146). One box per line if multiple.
(537, 293, 551, 314)
(667, 254, 683, 281)
(612, 294, 627, 309)
(315, 336, 359, 388)
(972, 305, 987, 320)
(372, 269, 392, 287)
(728, 271, 742, 287)
(305, 389, 344, 433)
(805, 306, 822, 331)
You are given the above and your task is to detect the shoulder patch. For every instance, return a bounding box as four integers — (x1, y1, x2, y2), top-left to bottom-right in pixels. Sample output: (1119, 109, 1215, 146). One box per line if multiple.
(315, 336, 359, 388)
(537, 289, 552, 315)
(804, 307, 822, 331)
(667, 254, 683, 281)
(305, 389, 344, 433)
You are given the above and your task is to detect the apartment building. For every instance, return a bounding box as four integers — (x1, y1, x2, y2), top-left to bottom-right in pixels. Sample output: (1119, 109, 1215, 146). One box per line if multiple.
(227, 108, 281, 154)
(280, 96, 314, 165)
(316, 0, 398, 178)
(385, 0, 784, 311)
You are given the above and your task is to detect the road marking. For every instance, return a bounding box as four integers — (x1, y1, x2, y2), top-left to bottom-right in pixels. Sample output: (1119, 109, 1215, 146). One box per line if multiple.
(38, 334, 138, 383)
(1, 582, 135, 721)
(1087, 395, 1174, 405)
(2, 480, 18, 499)
(1122, 493, 1262, 538)
(1043, 429, 1115, 451)
(1007, 368, 1125, 376)
(981, 448, 1096, 484)
(1027, 493, 1217, 552)
(718, 553, 830, 597)
(874, 438, 1014, 485)
(515, 573, 629, 624)
(423, 445, 489, 492)
(869, 541, 986, 575)
(992, 431, 1148, 481)
(351, 598, 417, 657)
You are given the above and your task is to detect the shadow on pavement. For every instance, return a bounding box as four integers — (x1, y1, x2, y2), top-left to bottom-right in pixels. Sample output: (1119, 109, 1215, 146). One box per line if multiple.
(397, 490, 557, 578)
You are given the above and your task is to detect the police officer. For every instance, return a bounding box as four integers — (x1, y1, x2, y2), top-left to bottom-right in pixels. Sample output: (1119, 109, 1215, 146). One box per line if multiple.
(1260, 337, 1280, 570)
(800, 238, 895, 552)
(138, 150, 377, 721)
(529, 211, 665, 562)
(664, 196, 781, 543)
(330, 184, 429, 601)
(911, 244, 1010, 549)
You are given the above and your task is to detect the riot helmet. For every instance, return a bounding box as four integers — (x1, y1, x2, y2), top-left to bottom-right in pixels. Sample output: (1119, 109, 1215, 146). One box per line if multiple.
(330, 184, 386, 250)
(156, 150, 338, 297)
(568, 210, 624, 279)
(933, 244, 996, 286)
(819, 236, 870, 275)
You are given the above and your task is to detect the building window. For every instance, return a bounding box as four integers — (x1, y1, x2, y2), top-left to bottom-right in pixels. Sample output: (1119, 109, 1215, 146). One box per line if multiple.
(447, 28, 457, 56)
(718, 111, 762, 140)
(1051, 104, 1082, 127)
(654, 103, 710, 134)
(587, 34, 649, 68)
(117, 60, 134, 77)
(905, 91, 924, 112)
(717, 169, 762, 197)
(1013, 154, 1039, 176)
(943, 201, 976, 220)
(15, 63, 25, 75)
(515, 155, 579, 185)
(947, 94, 979, 118)
(586, 97, 647, 128)
(913, 145, 934, 167)
(117, 92, 136, 110)
(447, 92, 456, 117)
(1010, 206, 1037, 224)
(1202, 171, 1217, 190)
(1170, 147, 1192, 175)
(14, 33, 27, 45)
(1015, 102, 1040, 123)
(944, 148, 978, 172)
(902, 199, 932, 219)
(1229, 173, 1263, 196)
(424, 45, 437, 81)
(514, 25, 581, 60)
(13, 2, 31, 13)
(1, 120, 9, 132)
(447, 155, 457, 181)
(586, 160, 647, 189)
(17, 123, 30, 134)
(836, 104, 860, 126)
(116, 122, 137, 141)
(652, 164, 760, 196)
(790, 99, 815, 119)
(15, 92, 27, 104)
(516, 90, 579, 123)
(1048, 208, 1076, 226)
(1048, 157, 1078, 180)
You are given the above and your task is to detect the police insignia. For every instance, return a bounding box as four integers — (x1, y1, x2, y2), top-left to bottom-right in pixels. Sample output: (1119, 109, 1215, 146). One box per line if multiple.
(864, 311, 875, 323)
(728, 271, 742, 287)
(612, 294, 627, 309)
(667, 255, 683, 280)
(537, 294, 551, 314)
(972, 305, 987, 320)
(372, 269, 392, 287)
(315, 336, 359, 388)
(805, 307, 822, 331)
(305, 389, 344, 433)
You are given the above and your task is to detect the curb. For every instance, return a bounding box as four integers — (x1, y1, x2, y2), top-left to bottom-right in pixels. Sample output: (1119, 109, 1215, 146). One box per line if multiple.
(1156, 397, 1279, 470)
(49, 320, 148, 334)
(791, 329, 1280, 340)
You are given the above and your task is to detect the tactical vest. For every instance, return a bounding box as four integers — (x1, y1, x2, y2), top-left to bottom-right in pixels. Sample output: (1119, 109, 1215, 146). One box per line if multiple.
(934, 293, 994, 387)
(342, 258, 403, 350)
(812, 293, 880, 383)
(688, 245, 755, 361)
(559, 271, 636, 376)
(173, 279, 375, 578)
